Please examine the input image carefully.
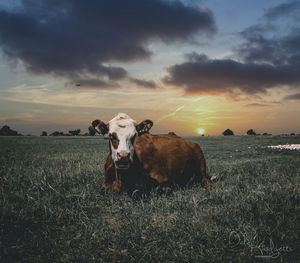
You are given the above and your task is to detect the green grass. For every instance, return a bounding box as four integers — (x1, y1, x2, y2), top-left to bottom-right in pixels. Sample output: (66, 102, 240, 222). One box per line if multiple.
(0, 135, 299, 262)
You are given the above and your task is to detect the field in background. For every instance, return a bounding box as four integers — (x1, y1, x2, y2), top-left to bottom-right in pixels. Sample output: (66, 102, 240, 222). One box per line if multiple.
(0, 135, 299, 262)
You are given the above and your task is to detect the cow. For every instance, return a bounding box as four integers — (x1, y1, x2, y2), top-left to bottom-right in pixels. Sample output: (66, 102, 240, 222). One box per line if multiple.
(91, 113, 210, 194)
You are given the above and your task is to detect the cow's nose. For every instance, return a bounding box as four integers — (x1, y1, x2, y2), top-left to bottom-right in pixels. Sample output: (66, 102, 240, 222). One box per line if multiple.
(117, 151, 130, 161)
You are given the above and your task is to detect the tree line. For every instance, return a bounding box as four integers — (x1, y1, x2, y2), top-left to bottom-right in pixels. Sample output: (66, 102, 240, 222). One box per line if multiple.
(41, 129, 83, 136)
(0, 125, 297, 137)
(0, 125, 97, 136)
(222, 129, 274, 136)
(41, 127, 97, 136)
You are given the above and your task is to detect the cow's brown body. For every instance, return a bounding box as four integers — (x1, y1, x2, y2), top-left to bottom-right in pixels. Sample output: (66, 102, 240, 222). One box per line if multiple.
(102, 134, 210, 192)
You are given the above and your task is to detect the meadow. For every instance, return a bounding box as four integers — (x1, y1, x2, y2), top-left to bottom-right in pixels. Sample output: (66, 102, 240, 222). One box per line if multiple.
(0, 135, 299, 262)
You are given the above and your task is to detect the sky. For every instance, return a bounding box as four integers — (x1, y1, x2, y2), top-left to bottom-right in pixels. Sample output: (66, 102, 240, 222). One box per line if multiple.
(0, 0, 299, 136)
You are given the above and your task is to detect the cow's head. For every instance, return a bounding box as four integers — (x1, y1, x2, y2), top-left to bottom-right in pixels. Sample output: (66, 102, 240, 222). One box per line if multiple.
(92, 113, 153, 170)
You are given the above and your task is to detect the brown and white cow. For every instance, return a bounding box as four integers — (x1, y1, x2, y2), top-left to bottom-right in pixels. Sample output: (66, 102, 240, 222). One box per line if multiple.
(92, 113, 210, 193)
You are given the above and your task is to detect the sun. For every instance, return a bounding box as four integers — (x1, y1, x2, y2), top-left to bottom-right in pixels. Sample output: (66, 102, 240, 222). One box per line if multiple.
(197, 128, 205, 135)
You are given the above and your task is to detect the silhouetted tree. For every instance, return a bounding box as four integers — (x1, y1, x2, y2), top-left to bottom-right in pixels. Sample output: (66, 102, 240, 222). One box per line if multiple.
(50, 131, 65, 136)
(41, 131, 47, 136)
(290, 133, 295, 136)
(69, 129, 81, 136)
(222, 129, 234, 136)
(247, 129, 256, 135)
(0, 125, 22, 136)
(168, 132, 176, 135)
(88, 126, 96, 136)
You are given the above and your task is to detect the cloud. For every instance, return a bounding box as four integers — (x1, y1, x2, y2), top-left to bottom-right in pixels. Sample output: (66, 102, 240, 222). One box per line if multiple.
(129, 78, 158, 89)
(284, 93, 300, 100)
(235, 25, 300, 66)
(163, 2, 300, 98)
(244, 103, 271, 107)
(235, 1, 300, 66)
(162, 53, 300, 96)
(264, 1, 300, 20)
(0, 0, 216, 88)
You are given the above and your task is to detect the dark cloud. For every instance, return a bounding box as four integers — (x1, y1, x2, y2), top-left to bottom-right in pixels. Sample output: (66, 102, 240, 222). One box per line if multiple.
(0, 0, 216, 87)
(93, 65, 127, 81)
(244, 103, 271, 107)
(235, 26, 300, 66)
(162, 53, 300, 96)
(264, 1, 300, 20)
(284, 93, 300, 100)
(236, 1, 300, 66)
(163, 2, 300, 98)
(129, 78, 158, 89)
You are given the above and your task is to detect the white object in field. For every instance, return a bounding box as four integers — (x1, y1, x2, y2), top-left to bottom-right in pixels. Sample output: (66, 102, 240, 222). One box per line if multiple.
(267, 144, 300, 150)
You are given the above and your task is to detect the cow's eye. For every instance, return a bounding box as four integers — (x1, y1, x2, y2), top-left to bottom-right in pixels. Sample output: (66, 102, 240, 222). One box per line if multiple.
(109, 134, 118, 141)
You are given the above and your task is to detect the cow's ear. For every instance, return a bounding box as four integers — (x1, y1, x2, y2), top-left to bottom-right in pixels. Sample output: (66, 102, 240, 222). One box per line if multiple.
(136, 120, 153, 135)
(91, 119, 109, 135)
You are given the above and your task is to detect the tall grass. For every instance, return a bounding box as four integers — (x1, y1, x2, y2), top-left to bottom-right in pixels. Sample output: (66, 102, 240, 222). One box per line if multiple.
(0, 136, 299, 262)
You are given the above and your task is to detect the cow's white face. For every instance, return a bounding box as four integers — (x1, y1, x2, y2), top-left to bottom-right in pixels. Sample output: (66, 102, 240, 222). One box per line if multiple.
(91, 113, 153, 170)
(108, 114, 137, 169)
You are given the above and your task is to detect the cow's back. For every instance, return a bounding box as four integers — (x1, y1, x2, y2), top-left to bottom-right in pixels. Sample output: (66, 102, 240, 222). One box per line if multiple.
(134, 134, 208, 186)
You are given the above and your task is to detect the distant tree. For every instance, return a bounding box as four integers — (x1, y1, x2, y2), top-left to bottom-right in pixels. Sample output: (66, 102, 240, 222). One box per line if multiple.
(222, 129, 234, 136)
(247, 129, 256, 135)
(69, 129, 81, 136)
(0, 125, 22, 136)
(83, 132, 89, 136)
(88, 126, 96, 136)
(41, 131, 47, 136)
(263, 132, 269, 136)
(290, 133, 295, 136)
(168, 132, 176, 135)
(50, 131, 65, 136)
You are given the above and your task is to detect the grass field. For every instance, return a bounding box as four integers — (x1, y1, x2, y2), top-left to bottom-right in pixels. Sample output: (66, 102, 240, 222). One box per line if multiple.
(0, 135, 299, 262)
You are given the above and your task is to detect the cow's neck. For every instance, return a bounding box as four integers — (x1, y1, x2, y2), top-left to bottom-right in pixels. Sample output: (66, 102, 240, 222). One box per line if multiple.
(113, 154, 145, 192)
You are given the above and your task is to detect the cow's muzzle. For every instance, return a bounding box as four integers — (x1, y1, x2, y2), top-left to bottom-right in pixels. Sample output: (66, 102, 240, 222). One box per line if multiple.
(115, 151, 131, 170)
